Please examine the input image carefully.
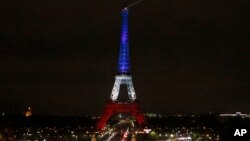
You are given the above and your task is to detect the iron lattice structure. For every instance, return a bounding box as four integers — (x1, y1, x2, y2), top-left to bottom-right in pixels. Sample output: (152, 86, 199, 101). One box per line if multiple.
(110, 7, 136, 101)
(96, 1, 145, 131)
(118, 7, 130, 74)
(96, 102, 145, 130)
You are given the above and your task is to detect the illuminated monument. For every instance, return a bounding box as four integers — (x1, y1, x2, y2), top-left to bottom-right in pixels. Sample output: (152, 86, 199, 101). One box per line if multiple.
(96, 0, 145, 130)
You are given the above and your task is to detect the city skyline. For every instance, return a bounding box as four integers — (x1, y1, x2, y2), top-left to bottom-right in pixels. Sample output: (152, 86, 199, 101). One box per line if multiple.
(0, 0, 250, 116)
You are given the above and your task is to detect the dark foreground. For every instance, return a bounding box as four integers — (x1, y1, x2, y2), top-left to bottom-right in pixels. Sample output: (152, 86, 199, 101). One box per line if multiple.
(0, 114, 249, 141)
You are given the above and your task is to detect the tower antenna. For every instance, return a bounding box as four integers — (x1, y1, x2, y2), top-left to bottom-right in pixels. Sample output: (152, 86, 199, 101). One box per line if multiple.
(122, 0, 128, 8)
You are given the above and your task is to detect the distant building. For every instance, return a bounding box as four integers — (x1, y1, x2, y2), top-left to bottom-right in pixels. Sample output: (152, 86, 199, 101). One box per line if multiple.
(25, 106, 32, 117)
(220, 112, 248, 118)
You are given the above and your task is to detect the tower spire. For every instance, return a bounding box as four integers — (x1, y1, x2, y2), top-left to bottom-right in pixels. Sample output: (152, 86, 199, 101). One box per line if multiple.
(118, 1, 130, 74)
(122, 0, 128, 9)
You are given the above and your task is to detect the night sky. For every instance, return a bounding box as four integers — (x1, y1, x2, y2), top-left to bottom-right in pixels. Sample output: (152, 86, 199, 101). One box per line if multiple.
(0, 0, 250, 116)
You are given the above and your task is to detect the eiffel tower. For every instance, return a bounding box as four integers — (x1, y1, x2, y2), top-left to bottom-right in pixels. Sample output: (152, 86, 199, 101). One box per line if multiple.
(96, 0, 145, 130)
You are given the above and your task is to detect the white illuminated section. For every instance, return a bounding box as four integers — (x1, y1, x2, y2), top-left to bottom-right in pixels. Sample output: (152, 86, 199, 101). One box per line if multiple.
(110, 75, 136, 101)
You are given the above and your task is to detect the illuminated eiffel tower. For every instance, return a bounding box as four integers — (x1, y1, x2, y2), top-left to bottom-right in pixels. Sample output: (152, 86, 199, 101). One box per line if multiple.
(110, 3, 135, 101)
(96, 0, 145, 130)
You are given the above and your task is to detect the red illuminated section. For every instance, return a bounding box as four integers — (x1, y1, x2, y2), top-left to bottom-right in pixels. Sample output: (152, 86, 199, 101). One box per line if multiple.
(96, 101, 145, 131)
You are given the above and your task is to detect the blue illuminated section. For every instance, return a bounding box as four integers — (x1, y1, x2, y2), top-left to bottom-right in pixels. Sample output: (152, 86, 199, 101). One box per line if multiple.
(118, 8, 130, 74)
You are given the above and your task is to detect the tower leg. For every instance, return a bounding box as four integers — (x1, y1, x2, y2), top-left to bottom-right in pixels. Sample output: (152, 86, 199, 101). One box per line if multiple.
(96, 105, 114, 130)
(110, 78, 121, 101)
(127, 79, 136, 100)
(96, 101, 145, 131)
